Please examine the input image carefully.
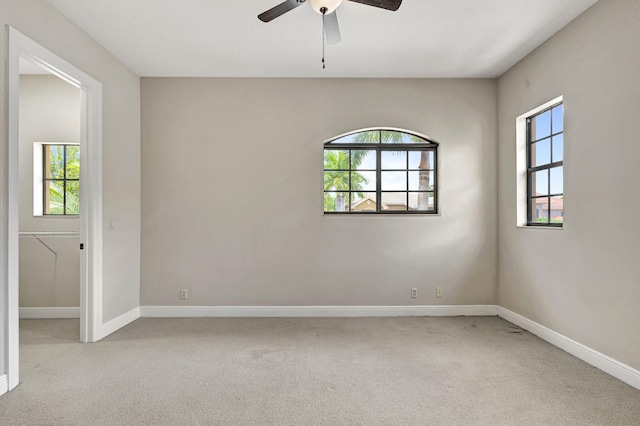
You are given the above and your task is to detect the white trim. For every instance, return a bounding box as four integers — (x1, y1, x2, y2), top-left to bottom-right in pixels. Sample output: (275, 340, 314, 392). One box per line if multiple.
(6, 24, 21, 394)
(325, 126, 439, 146)
(19, 307, 80, 319)
(101, 307, 141, 338)
(6, 27, 104, 393)
(498, 307, 640, 391)
(516, 225, 563, 230)
(79, 71, 104, 344)
(141, 305, 499, 318)
(33, 142, 43, 216)
(0, 374, 7, 396)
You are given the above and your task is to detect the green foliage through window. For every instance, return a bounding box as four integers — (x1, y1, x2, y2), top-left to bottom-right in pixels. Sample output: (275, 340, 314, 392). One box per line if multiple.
(44, 144, 80, 215)
(324, 129, 438, 214)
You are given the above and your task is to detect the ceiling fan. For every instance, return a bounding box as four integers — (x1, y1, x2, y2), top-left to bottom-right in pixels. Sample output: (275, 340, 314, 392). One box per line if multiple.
(258, 0, 402, 46)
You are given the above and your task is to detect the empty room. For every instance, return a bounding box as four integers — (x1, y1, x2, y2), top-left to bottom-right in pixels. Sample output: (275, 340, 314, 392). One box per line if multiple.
(0, 0, 639, 424)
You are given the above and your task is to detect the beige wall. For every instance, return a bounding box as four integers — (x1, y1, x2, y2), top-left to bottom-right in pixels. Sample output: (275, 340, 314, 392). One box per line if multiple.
(0, 0, 141, 374)
(19, 236, 80, 308)
(18, 75, 80, 307)
(19, 75, 80, 233)
(141, 78, 498, 307)
(497, 0, 640, 370)
(19, 75, 82, 232)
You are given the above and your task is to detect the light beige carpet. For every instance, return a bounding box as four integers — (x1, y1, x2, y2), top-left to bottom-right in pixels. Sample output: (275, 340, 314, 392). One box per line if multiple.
(1, 317, 639, 425)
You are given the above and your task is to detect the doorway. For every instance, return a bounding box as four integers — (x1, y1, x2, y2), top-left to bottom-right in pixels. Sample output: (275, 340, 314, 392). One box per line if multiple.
(6, 27, 104, 392)
(18, 59, 82, 340)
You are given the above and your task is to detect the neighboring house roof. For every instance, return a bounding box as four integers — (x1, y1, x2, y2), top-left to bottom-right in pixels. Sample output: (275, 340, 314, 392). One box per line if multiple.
(351, 193, 433, 210)
(535, 194, 564, 210)
(351, 196, 377, 209)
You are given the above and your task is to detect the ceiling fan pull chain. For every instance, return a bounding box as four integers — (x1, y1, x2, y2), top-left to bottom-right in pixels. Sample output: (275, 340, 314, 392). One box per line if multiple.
(321, 7, 327, 69)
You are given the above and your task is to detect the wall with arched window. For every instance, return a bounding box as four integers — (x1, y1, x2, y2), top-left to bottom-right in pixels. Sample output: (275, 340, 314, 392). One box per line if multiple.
(140, 77, 498, 307)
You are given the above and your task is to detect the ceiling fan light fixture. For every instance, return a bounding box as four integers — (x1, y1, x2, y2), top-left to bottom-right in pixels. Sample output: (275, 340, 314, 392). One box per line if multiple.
(308, 0, 343, 14)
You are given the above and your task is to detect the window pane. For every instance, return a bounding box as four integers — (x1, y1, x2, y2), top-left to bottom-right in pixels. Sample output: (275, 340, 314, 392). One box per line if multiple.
(351, 192, 377, 212)
(65, 181, 80, 214)
(45, 180, 65, 214)
(533, 170, 548, 196)
(351, 150, 376, 170)
(45, 145, 65, 179)
(408, 171, 434, 191)
(532, 110, 551, 140)
(324, 171, 350, 192)
(410, 192, 434, 211)
(530, 197, 549, 223)
(532, 138, 551, 167)
(332, 131, 379, 144)
(381, 171, 406, 190)
(66, 145, 80, 179)
(408, 151, 434, 169)
(550, 166, 563, 194)
(381, 151, 406, 169)
(381, 192, 408, 211)
(550, 196, 564, 223)
(380, 131, 424, 144)
(552, 105, 563, 133)
(352, 171, 376, 191)
(324, 192, 350, 212)
(552, 134, 563, 162)
(324, 150, 349, 170)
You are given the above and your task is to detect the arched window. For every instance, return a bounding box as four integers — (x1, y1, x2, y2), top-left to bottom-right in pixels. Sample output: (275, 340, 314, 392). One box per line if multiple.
(323, 129, 438, 214)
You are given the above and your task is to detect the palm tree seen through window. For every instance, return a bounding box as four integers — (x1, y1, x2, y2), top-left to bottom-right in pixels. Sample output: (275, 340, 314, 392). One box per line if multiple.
(324, 130, 438, 214)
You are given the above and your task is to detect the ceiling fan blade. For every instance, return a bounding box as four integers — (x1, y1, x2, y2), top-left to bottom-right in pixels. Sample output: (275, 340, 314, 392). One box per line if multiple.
(258, 0, 306, 22)
(324, 11, 341, 45)
(347, 0, 402, 11)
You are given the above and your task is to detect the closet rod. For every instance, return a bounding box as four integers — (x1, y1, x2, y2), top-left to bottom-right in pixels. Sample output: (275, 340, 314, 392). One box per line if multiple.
(19, 231, 80, 236)
(21, 233, 60, 257)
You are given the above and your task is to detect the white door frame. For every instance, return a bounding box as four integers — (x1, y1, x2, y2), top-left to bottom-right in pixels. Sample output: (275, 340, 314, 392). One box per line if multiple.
(5, 27, 104, 391)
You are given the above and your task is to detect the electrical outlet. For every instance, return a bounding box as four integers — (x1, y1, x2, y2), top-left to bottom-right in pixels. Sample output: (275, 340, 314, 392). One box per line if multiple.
(436, 287, 443, 298)
(411, 288, 418, 298)
(180, 289, 188, 300)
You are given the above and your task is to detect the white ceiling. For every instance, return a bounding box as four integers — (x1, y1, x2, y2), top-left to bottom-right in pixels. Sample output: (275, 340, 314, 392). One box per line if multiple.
(46, 0, 598, 78)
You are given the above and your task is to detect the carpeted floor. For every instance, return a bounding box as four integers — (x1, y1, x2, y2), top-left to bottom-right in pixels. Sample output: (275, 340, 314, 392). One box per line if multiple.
(0, 317, 639, 425)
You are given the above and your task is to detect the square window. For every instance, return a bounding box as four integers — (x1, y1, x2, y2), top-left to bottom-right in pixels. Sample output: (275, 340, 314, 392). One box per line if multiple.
(36, 143, 80, 216)
(381, 151, 407, 169)
(381, 171, 406, 191)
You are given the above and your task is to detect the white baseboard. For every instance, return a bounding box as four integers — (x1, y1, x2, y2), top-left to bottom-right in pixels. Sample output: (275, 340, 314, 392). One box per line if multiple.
(101, 307, 140, 339)
(140, 305, 499, 318)
(0, 374, 7, 396)
(498, 307, 640, 391)
(20, 307, 80, 319)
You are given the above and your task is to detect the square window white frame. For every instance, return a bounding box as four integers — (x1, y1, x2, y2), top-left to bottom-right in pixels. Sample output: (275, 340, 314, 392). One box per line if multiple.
(33, 141, 79, 217)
